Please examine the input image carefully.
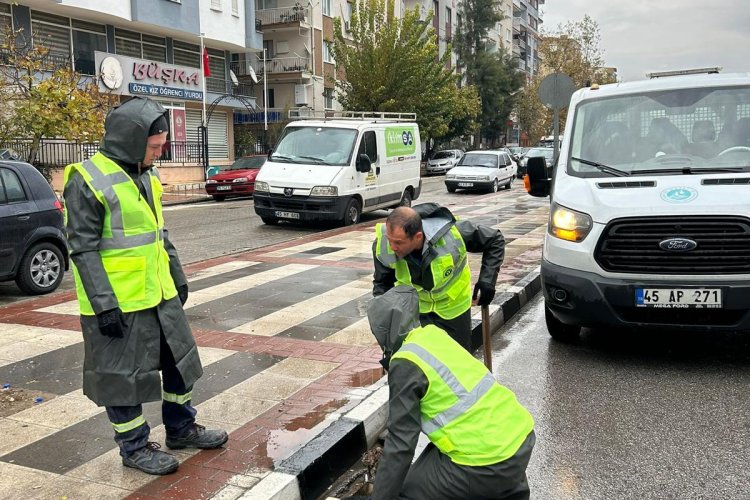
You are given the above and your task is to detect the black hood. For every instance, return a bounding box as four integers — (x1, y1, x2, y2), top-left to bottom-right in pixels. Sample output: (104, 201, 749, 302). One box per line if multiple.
(99, 98, 167, 166)
(413, 202, 456, 246)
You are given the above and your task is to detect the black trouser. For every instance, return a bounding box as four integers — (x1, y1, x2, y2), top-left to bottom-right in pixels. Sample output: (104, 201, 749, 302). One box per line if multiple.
(399, 431, 536, 500)
(420, 308, 473, 351)
(106, 333, 197, 457)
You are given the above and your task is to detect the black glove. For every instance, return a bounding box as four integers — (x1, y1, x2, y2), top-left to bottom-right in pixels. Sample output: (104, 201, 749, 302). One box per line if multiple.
(473, 281, 496, 307)
(96, 308, 127, 338)
(177, 284, 189, 305)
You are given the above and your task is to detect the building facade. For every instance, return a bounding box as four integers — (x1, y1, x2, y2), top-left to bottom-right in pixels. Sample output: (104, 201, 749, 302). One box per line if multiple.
(512, 0, 543, 80)
(2, 0, 263, 187)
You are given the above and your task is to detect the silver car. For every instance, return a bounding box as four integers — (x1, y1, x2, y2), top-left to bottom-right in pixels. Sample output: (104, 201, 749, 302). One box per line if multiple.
(426, 149, 463, 175)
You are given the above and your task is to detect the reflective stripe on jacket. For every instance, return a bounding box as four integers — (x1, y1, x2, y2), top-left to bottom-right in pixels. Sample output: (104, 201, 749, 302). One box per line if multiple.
(392, 324, 534, 466)
(375, 223, 471, 319)
(63, 152, 177, 315)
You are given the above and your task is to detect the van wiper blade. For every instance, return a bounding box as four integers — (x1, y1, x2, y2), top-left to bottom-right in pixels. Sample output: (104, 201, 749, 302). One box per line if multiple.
(636, 166, 747, 175)
(296, 155, 326, 164)
(571, 157, 631, 177)
(270, 154, 293, 162)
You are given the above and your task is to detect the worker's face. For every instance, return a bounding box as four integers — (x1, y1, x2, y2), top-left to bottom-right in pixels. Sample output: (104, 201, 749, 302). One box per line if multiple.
(143, 132, 167, 167)
(386, 224, 423, 258)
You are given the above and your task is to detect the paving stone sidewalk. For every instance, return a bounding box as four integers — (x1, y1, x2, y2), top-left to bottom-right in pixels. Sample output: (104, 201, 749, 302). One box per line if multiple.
(0, 188, 548, 499)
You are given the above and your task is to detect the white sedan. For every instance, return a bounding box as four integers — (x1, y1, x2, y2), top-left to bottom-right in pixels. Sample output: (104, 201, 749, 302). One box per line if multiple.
(445, 150, 517, 193)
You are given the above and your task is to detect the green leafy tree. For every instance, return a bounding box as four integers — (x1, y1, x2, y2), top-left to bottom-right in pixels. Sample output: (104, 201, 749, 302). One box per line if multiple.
(330, 0, 470, 146)
(452, 0, 524, 146)
(0, 26, 115, 174)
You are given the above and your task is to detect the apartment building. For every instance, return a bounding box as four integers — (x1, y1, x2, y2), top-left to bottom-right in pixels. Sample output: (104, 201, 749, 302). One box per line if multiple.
(1, 0, 263, 186)
(512, 0, 543, 79)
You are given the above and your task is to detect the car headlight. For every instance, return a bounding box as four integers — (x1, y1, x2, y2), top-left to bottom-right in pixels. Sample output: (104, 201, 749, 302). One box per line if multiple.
(311, 185, 337, 196)
(206, 179, 218, 184)
(254, 181, 269, 192)
(483, 175, 491, 181)
(549, 203, 593, 242)
(233, 177, 248, 183)
(446, 174, 456, 180)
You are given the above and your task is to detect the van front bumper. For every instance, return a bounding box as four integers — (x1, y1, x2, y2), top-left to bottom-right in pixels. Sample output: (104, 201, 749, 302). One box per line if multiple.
(253, 192, 348, 222)
(542, 260, 750, 331)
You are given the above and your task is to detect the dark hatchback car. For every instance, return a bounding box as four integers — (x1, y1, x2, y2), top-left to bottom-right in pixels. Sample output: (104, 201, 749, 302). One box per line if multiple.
(0, 161, 68, 294)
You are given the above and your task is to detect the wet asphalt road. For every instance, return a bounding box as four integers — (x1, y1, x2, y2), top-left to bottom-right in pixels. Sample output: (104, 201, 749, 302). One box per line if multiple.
(497, 295, 750, 499)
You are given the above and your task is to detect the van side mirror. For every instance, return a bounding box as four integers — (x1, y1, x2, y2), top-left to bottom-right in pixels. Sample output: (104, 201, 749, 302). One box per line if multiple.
(524, 156, 551, 197)
(356, 154, 372, 173)
(267, 149, 273, 159)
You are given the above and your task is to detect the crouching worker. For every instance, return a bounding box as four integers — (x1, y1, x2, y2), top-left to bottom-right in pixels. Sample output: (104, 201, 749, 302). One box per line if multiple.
(63, 97, 227, 475)
(367, 286, 535, 500)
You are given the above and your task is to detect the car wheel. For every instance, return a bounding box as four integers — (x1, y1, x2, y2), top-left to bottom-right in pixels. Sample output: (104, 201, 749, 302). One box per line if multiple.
(398, 189, 413, 207)
(447, 186, 456, 193)
(213, 195, 226, 202)
(15, 242, 64, 295)
(490, 179, 499, 193)
(343, 198, 361, 226)
(261, 216, 279, 225)
(545, 304, 581, 343)
(505, 177, 513, 189)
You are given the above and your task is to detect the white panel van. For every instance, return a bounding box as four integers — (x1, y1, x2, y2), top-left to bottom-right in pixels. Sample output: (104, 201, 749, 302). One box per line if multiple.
(526, 72, 750, 341)
(253, 112, 422, 226)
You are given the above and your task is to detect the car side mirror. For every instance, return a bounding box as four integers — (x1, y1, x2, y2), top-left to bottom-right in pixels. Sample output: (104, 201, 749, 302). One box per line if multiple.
(356, 154, 372, 173)
(524, 156, 551, 197)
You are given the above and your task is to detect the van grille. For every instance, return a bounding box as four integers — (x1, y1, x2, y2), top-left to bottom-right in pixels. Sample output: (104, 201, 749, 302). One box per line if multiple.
(595, 216, 750, 274)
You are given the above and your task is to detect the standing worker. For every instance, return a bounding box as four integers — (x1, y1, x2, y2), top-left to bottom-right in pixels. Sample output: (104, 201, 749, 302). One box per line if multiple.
(372, 204, 504, 351)
(63, 97, 227, 476)
(368, 286, 535, 500)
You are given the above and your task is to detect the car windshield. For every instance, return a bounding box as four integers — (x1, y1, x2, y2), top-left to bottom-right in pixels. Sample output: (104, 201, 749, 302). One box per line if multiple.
(433, 151, 454, 159)
(222, 156, 266, 171)
(270, 126, 358, 166)
(459, 153, 499, 168)
(568, 85, 750, 177)
(525, 148, 554, 160)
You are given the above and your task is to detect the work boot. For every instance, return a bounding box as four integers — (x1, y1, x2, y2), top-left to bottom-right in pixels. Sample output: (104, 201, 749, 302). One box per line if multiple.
(122, 442, 179, 475)
(166, 423, 228, 450)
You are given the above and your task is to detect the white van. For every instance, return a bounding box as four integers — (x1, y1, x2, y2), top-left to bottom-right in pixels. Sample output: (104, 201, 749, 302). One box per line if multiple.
(253, 112, 421, 226)
(526, 71, 750, 341)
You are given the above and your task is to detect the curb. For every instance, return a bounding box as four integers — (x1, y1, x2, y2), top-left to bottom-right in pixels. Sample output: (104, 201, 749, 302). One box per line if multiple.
(240, 268, 543, 500)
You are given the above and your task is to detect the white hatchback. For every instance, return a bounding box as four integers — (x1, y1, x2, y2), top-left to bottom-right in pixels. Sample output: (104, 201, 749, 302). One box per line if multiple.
(445, 150, 517, 193)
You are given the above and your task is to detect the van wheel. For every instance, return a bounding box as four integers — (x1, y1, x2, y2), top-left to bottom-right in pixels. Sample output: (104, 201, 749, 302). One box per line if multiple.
(343, 198, 361, 226)
(213, 195, 226, 202)
(399, 189, 413, 207)
(261, 216, 279, 225)
(545, 304, 581, 343)
(15, 242, 64, 295)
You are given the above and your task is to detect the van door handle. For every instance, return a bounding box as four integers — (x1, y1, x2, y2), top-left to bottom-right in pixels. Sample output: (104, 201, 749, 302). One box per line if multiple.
(16, 215, 30, 221)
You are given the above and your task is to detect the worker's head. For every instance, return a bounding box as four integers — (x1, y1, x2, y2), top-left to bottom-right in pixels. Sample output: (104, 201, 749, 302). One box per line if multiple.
(100, 97, 169, 168)
(367, 286, 420, 369)
(385, 207, 424, 258)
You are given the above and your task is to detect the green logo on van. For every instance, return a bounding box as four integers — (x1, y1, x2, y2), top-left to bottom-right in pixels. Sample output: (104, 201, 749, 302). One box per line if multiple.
(385, 126, 417, 157)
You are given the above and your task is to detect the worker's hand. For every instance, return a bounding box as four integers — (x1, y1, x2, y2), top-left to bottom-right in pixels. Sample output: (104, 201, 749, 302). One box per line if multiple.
(96, 308, 126, 338)
(472, 281, 496, 307)
(177, 284, 189, 306)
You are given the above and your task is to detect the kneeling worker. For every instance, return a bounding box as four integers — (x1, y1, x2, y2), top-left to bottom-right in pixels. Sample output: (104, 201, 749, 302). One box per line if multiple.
(368, 287, 535, 500)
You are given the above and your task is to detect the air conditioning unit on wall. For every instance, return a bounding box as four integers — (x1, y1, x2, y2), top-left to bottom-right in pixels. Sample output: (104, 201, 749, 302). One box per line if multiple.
(294, 84, 309, 105)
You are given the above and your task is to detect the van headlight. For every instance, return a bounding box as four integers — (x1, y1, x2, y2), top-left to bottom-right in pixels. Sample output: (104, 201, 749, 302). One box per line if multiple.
(549, 203, 592, 242)
(255, 181, 269, 192)
(311, 186, 337, 196)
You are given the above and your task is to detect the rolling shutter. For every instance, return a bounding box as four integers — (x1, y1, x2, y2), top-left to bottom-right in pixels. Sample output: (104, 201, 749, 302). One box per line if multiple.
(185, 109, 228, 159)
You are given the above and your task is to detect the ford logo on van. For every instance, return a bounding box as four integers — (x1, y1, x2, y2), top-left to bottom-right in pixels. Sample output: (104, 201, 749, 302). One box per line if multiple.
(659, 238, 698, 252)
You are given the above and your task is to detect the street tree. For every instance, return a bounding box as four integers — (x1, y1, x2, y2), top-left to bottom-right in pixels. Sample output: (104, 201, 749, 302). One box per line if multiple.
(330, 0, 472, 149)
(0, 26, 115, 175)
(452, 0, 524, 146)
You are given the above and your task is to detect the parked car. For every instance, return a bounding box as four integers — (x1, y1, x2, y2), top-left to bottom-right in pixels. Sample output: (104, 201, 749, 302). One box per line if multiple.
(205, 155, 267, 201)
(426, 149, 463, 175)
(508, 146, 526, 162)
(518, 147, 554, 178)
(0, 161, 68, 294)
(445, 150, 516, 193)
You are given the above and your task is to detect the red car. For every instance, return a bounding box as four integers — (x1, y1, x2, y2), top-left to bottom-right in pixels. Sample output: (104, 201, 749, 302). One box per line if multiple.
(205, 155, 266, 201)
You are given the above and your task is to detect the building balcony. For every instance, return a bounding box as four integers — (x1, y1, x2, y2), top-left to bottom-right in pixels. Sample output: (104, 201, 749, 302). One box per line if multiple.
(206, 76, 255, 98)
(252, 56, 311, 77)
(234, 107, 286, 125)
(256, 6, 310, 28)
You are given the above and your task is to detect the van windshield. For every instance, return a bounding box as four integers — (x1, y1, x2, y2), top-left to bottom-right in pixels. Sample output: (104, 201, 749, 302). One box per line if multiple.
(568, 85, 750, 177)
(270, 126, 358, 166)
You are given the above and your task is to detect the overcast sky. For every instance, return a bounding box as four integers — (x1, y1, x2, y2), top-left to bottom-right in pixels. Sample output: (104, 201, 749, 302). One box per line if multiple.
(542, 0, 749, 82)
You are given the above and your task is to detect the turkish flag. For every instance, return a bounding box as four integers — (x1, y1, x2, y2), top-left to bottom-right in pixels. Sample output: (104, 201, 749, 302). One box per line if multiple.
(203, 48, 211, 77)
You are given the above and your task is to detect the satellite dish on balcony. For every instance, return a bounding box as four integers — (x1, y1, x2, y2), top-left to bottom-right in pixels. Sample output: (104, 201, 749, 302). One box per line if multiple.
(230, 69, 240, 86)
(247, 65, 258, 84)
